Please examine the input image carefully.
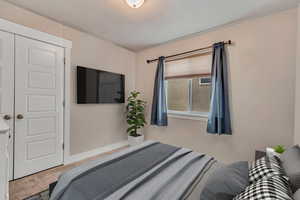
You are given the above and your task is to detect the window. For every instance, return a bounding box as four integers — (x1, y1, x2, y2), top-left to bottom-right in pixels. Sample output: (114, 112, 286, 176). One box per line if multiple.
(165, 53, 212, 118)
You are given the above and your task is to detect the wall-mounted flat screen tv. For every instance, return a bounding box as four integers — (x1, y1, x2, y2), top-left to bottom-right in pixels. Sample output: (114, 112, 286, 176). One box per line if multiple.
(77, 66, 125, 104)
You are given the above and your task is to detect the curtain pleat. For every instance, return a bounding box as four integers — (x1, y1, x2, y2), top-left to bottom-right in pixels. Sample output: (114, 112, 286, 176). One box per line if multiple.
(207, 42, 232, 135)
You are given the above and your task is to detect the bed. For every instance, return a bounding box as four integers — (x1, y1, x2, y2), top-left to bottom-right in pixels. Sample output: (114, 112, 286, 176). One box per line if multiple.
(49, 141, 223, 200)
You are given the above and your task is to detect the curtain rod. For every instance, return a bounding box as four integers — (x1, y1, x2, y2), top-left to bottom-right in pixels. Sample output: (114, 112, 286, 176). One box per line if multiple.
(146, 40, 232, 64)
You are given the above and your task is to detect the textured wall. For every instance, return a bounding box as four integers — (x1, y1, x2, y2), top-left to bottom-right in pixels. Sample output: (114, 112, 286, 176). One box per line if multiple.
(294, 5, 300, 146)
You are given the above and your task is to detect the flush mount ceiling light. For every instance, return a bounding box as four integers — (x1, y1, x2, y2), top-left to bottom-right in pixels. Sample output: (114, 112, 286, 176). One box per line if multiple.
(125, 0, 145, 8)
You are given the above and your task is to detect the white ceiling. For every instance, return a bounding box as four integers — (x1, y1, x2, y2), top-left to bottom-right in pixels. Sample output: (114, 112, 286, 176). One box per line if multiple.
(5, 0, 299, 51)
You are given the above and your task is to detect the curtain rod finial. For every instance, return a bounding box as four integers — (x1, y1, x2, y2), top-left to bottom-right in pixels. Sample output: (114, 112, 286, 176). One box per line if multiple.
(228, 40, 232, 44)
(147, 60, 151, 64)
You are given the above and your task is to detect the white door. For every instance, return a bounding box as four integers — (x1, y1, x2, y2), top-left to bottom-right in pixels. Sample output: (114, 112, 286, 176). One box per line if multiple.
(0, 31, 14, 180)
(14, 36, 64, 179)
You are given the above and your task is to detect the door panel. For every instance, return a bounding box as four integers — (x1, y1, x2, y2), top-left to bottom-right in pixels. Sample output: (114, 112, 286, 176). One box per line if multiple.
(14, 36, 64, 179)
(0, 31, 14, 180)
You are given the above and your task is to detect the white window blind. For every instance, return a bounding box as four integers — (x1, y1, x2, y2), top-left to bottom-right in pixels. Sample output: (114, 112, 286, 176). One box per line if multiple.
(165, 53, 212, 79)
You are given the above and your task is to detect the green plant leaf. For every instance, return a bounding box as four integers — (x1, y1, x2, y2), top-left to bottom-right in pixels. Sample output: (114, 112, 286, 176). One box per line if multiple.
(126, 91, 147, 135)
(273, 145, 285, 154)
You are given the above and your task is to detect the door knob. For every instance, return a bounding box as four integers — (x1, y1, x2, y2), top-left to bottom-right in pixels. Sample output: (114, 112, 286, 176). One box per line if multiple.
(16, 114, 24, 120)
(3, 115, 11, 120)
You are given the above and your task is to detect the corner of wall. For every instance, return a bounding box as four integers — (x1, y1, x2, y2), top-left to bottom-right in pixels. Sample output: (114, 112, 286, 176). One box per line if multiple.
(294, 4, 300, 145)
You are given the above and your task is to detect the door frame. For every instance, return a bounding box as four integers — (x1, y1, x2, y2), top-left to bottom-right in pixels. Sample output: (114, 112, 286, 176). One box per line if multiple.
(0, 18, 73, 172)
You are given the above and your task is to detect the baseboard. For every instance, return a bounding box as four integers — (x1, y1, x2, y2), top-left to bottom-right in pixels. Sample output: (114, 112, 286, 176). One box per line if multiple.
(64, 140, 129, 165)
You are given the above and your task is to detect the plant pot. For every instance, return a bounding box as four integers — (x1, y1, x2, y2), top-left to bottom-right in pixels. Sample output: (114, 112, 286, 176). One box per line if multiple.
(266, 147, 281, 158)
(128, 135, 144, 146)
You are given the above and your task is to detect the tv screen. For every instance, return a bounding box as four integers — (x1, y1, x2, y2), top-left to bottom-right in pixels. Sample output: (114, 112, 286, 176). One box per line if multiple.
(77, 66, 125, 104)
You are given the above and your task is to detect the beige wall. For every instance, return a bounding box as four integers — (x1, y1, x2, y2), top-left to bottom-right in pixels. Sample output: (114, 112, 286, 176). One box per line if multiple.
(0, 1, 136, 155)
(294, 5, 300, 146)
(136, 9, 297, 163)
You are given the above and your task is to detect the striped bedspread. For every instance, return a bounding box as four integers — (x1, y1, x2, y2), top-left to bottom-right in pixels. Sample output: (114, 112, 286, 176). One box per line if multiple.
(50, 141, 214, 200)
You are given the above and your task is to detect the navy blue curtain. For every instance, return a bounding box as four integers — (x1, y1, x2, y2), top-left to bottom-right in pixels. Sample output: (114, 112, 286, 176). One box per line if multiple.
(151, 56, 168, 126)
(207, 42, 232, 135)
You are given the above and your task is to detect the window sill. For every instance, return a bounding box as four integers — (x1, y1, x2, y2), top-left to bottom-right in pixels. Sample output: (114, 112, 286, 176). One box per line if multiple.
(168, 111, 208, 121)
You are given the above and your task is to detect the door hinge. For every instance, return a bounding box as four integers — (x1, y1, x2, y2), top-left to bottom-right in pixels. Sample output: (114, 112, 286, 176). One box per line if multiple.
(63, 100, 65, 107)
(62, 143, 65, 150)
(63, 57, 66, 65)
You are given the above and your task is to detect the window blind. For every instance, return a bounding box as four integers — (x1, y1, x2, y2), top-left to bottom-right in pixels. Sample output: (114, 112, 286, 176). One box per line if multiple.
(165, 53, 212, 79)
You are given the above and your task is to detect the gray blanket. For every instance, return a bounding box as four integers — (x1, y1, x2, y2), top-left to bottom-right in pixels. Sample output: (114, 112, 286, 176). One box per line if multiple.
(50, 141, 214, 200)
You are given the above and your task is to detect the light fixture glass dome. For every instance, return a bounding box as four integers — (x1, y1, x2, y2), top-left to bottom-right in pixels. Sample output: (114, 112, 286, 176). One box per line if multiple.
(126, 0, 145, 8)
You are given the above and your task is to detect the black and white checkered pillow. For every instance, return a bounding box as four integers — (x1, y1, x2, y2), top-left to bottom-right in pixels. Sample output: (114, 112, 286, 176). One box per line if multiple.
(249, 156, 286, 184)
(234, 175, 293, 200)
(251, 156, 281, 169)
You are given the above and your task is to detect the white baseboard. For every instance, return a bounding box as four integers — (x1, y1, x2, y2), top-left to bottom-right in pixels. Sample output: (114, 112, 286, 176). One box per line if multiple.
(64, 140, 129, 165)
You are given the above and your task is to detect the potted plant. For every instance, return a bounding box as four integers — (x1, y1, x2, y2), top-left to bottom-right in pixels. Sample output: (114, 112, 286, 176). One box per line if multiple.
(126, 91, 147, 146)
(266, 145, 286, 158)
(273, 145, 285, 154)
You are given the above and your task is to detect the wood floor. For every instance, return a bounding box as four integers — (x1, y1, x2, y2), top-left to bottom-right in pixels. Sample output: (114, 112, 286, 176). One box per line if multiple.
(9, 147, 127, 200)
